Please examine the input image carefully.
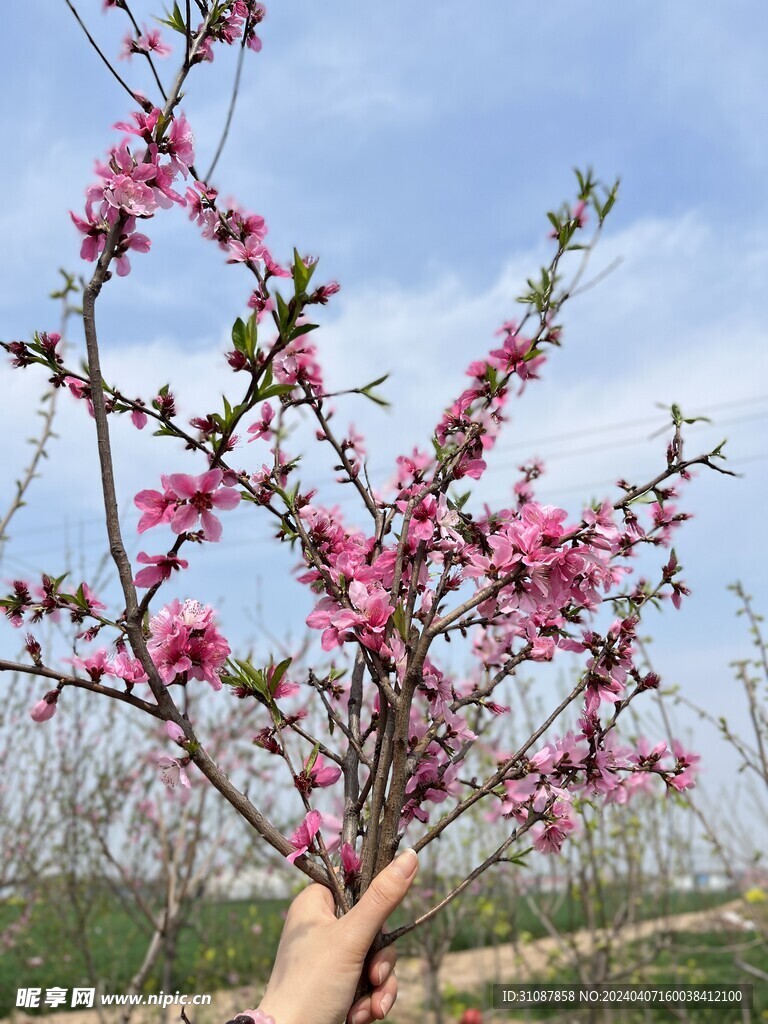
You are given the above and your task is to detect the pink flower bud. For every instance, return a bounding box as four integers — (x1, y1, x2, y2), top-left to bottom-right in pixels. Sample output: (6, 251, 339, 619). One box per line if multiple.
(30, 690, 59, 723)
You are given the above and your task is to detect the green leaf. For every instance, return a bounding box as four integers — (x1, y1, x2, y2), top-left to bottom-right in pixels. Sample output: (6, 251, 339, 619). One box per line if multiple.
(304, 742, 321, 773)
(268, 657, 292, 696)
(157, 2, 187, 34)
(448, 490, 471, 512)
(231, 317, 248, 354)
(710, 439, 728, 459)
(259, 382, 295, 401)
(221, 394, 235, 428)
(392, 602, 408, 642)
(275, 292, 290, 331)
(292, 248, 316, 296)
(359, 373, 391, 407)
(289, 323, 319, 340)
(246, 313, 259, 360)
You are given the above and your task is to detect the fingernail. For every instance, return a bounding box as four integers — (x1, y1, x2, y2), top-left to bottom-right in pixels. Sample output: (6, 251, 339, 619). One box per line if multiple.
(377, 961, 391, 985)
(392, 848, 418, 879)
(379, 992, 393, 1017)
(350, 1010, 369, 1024)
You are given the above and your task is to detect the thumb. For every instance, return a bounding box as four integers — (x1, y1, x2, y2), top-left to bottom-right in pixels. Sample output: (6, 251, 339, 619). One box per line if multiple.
(343, 848, 419, 951)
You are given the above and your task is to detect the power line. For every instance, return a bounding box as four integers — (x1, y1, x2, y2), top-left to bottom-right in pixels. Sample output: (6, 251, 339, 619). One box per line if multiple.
(487, 408, 768, 473)
(6, 390, 767, 542)
(5, 396, 767, 566)
(488, 391, 768, 456)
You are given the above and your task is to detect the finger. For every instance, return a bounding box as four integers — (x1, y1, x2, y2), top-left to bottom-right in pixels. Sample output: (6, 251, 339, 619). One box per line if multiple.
(368, 944, 397, 986)
(346, 972, 398, 1024)
(290, 881, 337, 922)
(346, 994, 375, 1024)
(343, 849, 419, 950)
(370, 974, 398, 1020)
(347, 971, 398, 1024)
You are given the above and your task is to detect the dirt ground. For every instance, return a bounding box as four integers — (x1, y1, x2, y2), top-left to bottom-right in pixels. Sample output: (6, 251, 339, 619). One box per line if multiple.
(3, 900, 751, 1024)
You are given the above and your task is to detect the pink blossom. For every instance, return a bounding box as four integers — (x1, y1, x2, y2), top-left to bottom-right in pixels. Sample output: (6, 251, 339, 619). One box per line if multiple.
(286, 809, 323, 864)
(228, 234, 268, 264)
(133, 551, 189, 589)
(122, 27, 172, 60)
(72, 649, 114, 683)
(166, 469, 241, 541)
(65, 376, 95, 417)
(115, 230, 151, 276)
(266, 662, 300, 700)
(532, 801, 577, 854)
(167, 113, 195, 176)
(148, 598, 230, 689)
(114, 108, 161, 141)
(113, 651, 148, 685)
(306, 753, 342, 789)
(307, 580, 393, 653)
(264, 250, 291, 277)
(134, 477, 177, 533)
(408, 495, 438, 543)
(247, 402, 275, 442)
(157, 755, 190, 790)
(104, 171, 157, 218)
(340, 842, 361, 879)
(667, 742, 700, 792)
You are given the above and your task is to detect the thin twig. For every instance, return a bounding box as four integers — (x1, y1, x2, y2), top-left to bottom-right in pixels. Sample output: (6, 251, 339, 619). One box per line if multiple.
(205, 38, 246, 180)
(63, 0, 143, 106)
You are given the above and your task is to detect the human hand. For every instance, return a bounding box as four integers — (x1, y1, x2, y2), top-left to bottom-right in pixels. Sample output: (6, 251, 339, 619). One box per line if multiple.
(249, 847, 419, 1024)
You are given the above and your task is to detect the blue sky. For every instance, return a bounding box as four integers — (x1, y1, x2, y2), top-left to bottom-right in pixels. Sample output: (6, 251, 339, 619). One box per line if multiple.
(2, 1, 768, 830)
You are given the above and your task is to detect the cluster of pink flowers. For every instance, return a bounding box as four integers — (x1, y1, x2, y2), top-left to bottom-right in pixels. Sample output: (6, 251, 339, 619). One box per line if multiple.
(185, 179, 288, 275)
(281, 297, 695, 839)
(307, 580, 393, 653)
(23, 599, 230, 707)
(273, 333, 324, 392)
(196, 1, 266, 61)
(2, 577, 105, 629)
(105, 0, 266, 61)
(147, 598, 230, 688)
(71, 647, 148, 687)
(71, 108, 194, 275)
(11, 85, 704, 883)
(484, 729, 700, 853)
(134, 468, 241, 543)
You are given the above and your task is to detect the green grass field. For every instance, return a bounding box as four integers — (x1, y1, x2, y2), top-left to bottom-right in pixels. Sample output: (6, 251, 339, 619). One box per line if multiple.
(0, 887, 743, 1018)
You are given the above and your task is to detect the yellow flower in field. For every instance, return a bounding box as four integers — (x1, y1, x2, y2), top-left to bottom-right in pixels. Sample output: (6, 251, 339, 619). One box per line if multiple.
(744, 887, 767, 904)
(203, 948, 216, 961)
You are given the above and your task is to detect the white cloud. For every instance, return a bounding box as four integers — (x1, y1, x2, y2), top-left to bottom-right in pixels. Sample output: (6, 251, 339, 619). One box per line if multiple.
(5, 210, 767, 529)
(2, 208, 768, 806)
